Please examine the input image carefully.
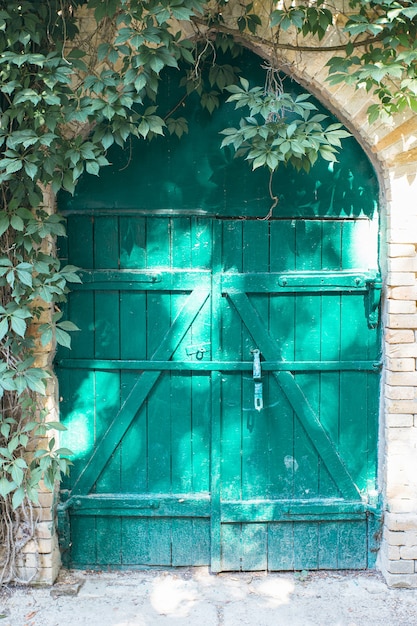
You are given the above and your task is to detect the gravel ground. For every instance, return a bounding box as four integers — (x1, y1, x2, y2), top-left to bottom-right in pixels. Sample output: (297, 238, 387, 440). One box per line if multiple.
(0, 568, 417, 626)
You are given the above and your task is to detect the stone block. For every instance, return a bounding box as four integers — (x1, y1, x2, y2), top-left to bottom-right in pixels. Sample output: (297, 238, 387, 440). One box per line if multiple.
(386, 530, 407, 546)
(386, 427, 417, 443)
(387, 358, 415, 372)
(387, 300, 417, 314)
(388, 498, 417, 513)
(383, 572, 417, 588)
(388, 315, 417, 330)
(400, 546, 417, 560)
(24, 538, 52, 554)
(388, 244, 416, 258)
(388, 229, 417, 245)
(387, 343, 417, 357)
(385, 329, 415, 343)
(16, 552, 53, 571)
(386, 371, 417, 386)
(387, 559, 415, 574)
(386, 413, 414, 427)
(389, 257, 417, 272)
(387, 273, 416, 287)
(383, 544, 401, 560)
(385, 399, 417, 414)
(385, 386, 415, 400)
(35, 521, 54, 540)
(32, 505, 53, 523)
(390, 286, 417, 300)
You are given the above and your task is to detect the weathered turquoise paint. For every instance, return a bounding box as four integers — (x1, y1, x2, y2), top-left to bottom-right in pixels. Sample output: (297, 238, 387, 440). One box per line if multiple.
(57, 49, 381, 571)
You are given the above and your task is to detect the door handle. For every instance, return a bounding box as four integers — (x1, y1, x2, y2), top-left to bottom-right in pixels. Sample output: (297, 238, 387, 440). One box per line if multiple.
(251, 349, 263, 412)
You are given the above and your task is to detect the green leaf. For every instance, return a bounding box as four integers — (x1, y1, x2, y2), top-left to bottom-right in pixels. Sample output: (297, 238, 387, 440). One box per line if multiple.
(56, 320, 80, 332)
(0, 318, 8, 342)
(0, 213, 9, 237)
(5, 159, 22, 174)
(0, 478, 15, 498)
(10, 316, 26, 337)
(55, 447, 73, 456)
(45, 422, 67, 432)
(12, 487, 25, 510)
(55, 327, 72, 349)
(86, 160, 100, 176)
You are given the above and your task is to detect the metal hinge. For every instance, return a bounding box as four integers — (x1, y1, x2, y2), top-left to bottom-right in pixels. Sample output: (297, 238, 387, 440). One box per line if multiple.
(366, 279, 382, 329)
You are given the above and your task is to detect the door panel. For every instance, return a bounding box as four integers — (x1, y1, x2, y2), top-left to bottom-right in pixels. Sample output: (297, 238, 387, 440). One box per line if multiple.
(57, 212, 381, 570)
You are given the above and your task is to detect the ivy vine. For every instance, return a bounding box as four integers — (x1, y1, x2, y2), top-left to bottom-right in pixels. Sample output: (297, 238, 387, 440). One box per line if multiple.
(0, 0, 416, 581)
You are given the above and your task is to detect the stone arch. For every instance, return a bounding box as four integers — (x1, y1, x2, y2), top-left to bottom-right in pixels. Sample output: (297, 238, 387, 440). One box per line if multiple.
(21, 12, 417, 585)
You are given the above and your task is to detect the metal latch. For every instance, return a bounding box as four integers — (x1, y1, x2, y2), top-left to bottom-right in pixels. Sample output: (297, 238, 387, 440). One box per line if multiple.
(251, 349, 263, 412)
(186, 342, 210, 360)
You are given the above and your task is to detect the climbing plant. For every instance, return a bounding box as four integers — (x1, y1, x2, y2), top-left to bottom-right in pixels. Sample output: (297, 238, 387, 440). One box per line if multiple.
(0, 0, 417, 581)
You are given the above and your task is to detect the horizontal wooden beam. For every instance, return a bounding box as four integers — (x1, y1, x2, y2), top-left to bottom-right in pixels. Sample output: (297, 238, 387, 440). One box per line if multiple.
(222, 271, 381, 293)
(56, 358, 381, 372)
(60, 495, 378, 522)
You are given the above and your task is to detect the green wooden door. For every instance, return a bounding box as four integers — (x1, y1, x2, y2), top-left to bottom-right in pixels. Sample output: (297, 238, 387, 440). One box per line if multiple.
(57, 51, 381, 571)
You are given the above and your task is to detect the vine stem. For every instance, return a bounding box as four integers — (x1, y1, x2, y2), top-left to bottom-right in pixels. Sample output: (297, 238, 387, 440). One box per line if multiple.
(259, 169, 278, 220)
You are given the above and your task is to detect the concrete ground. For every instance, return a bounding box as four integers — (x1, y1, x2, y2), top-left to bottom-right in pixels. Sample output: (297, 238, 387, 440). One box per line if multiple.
(1, 568, 417, 626)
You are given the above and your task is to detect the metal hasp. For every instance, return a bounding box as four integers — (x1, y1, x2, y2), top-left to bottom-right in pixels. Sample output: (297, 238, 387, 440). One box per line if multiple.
(251, 349, 263, 412)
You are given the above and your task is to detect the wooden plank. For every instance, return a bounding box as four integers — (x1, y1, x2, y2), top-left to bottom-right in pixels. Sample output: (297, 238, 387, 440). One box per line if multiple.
(268, 523, 294, 570)
(319, 287, 342, 498)
(96, 517, 122, 565)
(168, 254, 192, 498)
(120, 289, 147, 493)
(220, 499, 369, 522)
(121, 518, 172, 565)
(66, 291, 94, 358)
(340, 292, 368, 491)
(57, 358, 381, 372)
(241, 523, 267, 571)
(294, 224, 321, 499)
(66, 494, 211, 516)
(318, 522, 340, 569)
(171, 371, 192, 492)
(269, 221, 296, 500)
(366, 372, 379, 494)
(75, 269, 211, 291)
(220, 523, 242, 571)
(69, 516, 96, 567)
(227, 292, 359, 500)
(321, 221, 342, 271)
(241, 220, 269, 500)
(94, 216, 119, 269)
(70, 287, 210, 496)
(93, 371, 121, 493)
(221, 271, 377, 292)
(191, 217, 212, 269)
(210, 219, 222, 573)
(191, 373, 211, 492)
(172, 216, 192, 268)
(171, 518, 210, 566)
(146, 216, 171, 268)
(147, 519, 172, 565)
(293, 522, 319, 570)
(59, 368, 96, 486)
(170, 219, 196, 490)
(119, 216, 146, 269)
(337, 520, 367, 569)
(67, 215, 94, 267)
(93, 217, 121, 494)
(121, 518, 149, 564)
